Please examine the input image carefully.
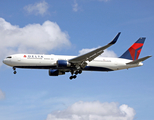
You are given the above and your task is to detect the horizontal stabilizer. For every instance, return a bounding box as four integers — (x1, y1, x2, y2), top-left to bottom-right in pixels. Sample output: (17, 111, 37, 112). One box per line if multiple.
(126, 55, 152, 64)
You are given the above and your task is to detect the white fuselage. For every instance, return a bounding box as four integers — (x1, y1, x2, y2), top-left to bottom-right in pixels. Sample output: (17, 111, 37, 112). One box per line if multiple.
(3, 54, 143, 71)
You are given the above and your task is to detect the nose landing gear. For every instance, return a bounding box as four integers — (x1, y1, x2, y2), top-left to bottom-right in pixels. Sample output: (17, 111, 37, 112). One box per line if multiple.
(13, 67, 17, 74)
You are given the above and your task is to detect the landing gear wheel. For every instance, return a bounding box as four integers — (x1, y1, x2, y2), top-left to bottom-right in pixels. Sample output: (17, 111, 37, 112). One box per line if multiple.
(75, 70, 82, 75)
(78, 70, 82, 74)
(13, 67, 17, 74)
(69, 69, 82, 80)
(13, 71, 17, 74)
(75, 71, 78, 75)
(13, 67, 16, 71)
(69, 75, 77, 80)
(69, 76, 73, 80)
(73, 75, 77, 79)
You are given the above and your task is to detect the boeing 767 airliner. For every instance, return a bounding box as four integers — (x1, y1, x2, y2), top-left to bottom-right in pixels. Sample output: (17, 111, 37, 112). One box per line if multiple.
(3, 32, 151, 79)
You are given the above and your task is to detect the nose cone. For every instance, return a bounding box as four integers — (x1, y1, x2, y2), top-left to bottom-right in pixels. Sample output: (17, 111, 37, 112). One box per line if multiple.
(3, 59, 12, 66)
(3, 59, 6, 64)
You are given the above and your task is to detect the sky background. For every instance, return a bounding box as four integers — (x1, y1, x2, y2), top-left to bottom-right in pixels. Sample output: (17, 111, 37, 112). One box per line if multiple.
(0, 0, 154, 120)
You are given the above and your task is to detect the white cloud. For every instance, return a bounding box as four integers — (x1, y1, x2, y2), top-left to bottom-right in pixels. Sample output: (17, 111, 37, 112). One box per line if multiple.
(73, 0, 79, 12)
(0, 18, 70, 66)
(79, 47, 117, 58)
(24, 1, 49, 15)
(0, 89, 5, 100)
(46, 101, 136, 120)
(102, 49, 117, 57)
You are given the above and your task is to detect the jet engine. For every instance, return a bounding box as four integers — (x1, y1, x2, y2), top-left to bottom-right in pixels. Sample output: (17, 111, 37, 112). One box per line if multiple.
(49, 69, 65, 76)
(57, 60, 71, 68)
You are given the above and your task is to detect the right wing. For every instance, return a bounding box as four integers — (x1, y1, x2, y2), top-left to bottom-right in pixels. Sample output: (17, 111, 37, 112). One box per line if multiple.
(68, 32, 121, 69)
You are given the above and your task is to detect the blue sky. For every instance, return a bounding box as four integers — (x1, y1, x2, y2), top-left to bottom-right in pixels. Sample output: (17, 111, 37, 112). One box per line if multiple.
(0, 0, 154, 120)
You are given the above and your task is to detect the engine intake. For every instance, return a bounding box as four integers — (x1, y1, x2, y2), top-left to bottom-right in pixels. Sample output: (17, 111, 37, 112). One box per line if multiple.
(49, 69, 65, 76)
(57, 60, 71, 68)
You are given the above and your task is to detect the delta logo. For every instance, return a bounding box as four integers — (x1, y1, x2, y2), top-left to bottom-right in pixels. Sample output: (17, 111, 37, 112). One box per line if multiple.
(23, 55, 27, 58)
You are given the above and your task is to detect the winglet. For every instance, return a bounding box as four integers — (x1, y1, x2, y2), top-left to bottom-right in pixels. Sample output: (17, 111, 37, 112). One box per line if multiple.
(109, 32, 121, 45)
(69, 32, 121, 63)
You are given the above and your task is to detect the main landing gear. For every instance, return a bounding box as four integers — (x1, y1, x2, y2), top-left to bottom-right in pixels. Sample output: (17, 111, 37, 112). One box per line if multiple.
(69, 70, 82, 80)
(13, 67, 17, 74)
(69, 75, 77, 80)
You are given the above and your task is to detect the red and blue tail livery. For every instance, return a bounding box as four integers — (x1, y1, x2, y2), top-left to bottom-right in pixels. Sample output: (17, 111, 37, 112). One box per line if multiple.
(120, 38, 145, 60)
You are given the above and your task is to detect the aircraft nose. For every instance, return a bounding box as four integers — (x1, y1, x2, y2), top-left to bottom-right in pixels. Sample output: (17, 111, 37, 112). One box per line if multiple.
(3, 59, 9, 65)
(3, 58, 11, 66)
(3, 59, 6, 64)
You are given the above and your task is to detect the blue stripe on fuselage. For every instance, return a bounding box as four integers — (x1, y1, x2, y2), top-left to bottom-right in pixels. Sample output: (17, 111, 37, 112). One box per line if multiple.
(84, 66, 113, 71)
(14, 66, 113, 72)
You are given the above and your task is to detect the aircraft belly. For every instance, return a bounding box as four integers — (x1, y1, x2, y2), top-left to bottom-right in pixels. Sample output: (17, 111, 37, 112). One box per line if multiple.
(86, 61, 130, 71)
(86, 62, 115, 71)
(83, 66, 113, 71)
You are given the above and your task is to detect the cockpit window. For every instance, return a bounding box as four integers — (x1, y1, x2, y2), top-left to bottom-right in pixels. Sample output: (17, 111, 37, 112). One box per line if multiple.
(7, 56, 12, 58)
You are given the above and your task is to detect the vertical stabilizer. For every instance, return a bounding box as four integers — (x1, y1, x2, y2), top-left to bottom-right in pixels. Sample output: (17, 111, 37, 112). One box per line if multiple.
(120, 38, 145, 60)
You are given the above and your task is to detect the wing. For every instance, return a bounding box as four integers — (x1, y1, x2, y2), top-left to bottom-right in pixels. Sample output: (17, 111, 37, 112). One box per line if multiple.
(68, 32, 121, 69)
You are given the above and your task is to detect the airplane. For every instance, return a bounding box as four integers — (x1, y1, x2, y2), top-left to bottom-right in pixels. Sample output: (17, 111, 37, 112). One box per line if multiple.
(3, 32, 151, 80)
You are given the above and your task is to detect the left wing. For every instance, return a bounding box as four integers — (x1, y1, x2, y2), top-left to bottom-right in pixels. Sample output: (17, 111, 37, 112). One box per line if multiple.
(68, 32, 121, 69)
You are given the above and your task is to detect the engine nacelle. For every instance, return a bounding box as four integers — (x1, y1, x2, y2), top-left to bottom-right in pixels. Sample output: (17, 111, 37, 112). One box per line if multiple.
(49, 69, 65, 76)
(57, 60, 71, 68)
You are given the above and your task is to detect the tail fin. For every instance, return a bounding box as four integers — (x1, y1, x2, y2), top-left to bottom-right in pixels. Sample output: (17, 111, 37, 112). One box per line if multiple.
(120, 38, 145, 60)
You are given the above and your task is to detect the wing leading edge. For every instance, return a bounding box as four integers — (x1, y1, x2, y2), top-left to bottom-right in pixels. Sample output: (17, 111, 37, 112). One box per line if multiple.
(69, 32, 121, 66)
